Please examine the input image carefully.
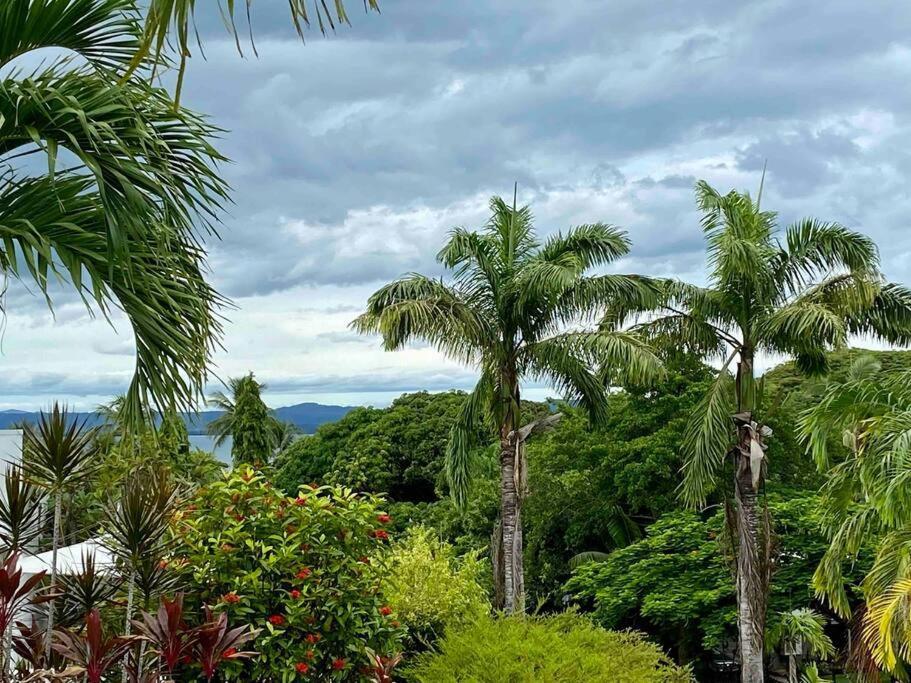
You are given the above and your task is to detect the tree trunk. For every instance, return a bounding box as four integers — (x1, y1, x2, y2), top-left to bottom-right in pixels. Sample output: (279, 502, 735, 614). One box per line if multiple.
(121, 571, 136, 683)
(44, 494, 61, 659)
(499, 431, 524, 614)
(735, 349, 766, 683)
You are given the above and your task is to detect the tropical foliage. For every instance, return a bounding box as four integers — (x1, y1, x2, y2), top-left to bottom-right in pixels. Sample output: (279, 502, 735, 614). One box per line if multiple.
(171, 467, 403, 680)
(380, 527, 488, 651)
(405, 611, 692, 682)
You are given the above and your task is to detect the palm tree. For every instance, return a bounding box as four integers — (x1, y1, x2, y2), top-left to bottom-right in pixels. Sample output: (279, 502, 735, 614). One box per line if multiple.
(610, 180, 911, 682)
(353, 194, 663, 613)
(22, 404, 100, 658)
(1, 0, 229, 428)
(799, 357, 911, 675)
(206, 374, 281, 466)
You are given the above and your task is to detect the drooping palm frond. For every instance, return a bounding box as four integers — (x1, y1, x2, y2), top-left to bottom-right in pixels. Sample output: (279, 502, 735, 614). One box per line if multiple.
(863, 577, 911, 672)
(680, 353, 737, 507)
(0, 0, 140, 72)
(130, 0, 381, 102)
(446, 370, 495, 510)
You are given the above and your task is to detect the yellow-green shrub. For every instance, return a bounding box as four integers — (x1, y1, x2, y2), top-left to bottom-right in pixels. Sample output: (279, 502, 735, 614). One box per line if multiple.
(380, 527, 488, 649)
(406, 611, 692, 682)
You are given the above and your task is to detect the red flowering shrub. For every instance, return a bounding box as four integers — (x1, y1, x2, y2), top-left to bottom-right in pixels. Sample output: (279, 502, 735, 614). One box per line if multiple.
(172, 467, 402, 680)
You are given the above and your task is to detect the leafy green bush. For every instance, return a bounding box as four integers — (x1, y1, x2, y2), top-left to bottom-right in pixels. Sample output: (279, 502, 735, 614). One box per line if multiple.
(405, 612, 690, 682)
(380, 527, 488, 650)
(172, 467, 403, 681)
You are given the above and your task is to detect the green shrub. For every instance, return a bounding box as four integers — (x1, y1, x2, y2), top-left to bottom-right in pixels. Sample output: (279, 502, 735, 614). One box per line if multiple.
(172, 467, 403, 681)
(380, 527, 488, 650)
(405, 612, 691, 682)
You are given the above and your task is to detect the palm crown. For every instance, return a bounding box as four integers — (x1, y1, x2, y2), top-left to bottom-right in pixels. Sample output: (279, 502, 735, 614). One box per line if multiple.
(353, 194, 662, 506)
(610, 180, 911, 505)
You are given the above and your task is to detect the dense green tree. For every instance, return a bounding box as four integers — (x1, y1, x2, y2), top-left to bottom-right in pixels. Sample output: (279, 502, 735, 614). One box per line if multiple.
(523, 354, 712, 604)
(610, 180, 911, 681)
(564, 493, 866, 677)
(276, 391, 482, 501)
(354, 195, 662, 612)
(229, 373, 273, 467)
(1, 0, 229, 427)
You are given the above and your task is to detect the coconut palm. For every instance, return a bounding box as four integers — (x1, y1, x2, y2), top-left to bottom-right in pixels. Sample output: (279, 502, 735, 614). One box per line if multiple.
(22, 404, 100, 657)
(353, 194, 663, 613)
(607, 180, 911, 682)
(1, 0, 228, 428)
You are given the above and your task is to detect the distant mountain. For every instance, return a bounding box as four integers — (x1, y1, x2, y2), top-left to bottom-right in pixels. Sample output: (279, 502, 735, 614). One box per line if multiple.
(0, 401, 353, 434)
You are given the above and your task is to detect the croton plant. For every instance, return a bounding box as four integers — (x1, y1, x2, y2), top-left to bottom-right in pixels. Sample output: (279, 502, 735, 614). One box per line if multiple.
(170, 467, 403, 681)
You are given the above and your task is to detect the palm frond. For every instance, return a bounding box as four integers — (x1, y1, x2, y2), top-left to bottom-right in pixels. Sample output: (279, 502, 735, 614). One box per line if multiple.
(351, 273, 490, 364)
(680, 353, 737, 507)
(777, 219, 878, 291)
(0, 0, 139, 72)
(446, 371, 494, 510)
(131, 0, 381, 103)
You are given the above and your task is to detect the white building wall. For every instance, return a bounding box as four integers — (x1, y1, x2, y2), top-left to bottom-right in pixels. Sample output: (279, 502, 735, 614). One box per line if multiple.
(0, 429, 23, 467)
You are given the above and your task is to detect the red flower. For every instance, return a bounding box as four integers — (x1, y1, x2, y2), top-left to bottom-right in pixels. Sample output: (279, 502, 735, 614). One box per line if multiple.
(358, 556, 370, 564)
(224, 647, 238, 657)
(220, 543, 234, 553)
(295, 662, 309, 674)
(222, 592, 240, 604)
(295, 496, 307, 506)
(332, 658, 346, 671)
(267, 614, 285, 626)
(305, 649, 315, 660)
(379, 606, 392, 616)
(289, 589, 301, 600)
(234, 514, 244, 522)
(377, 513, 391, 524)
(157, 559, 169, 570)
(391, 620, 400, 628)
(296, 568, 312, 580)
(372, 529, 389, 541)
(305, 633, 321, 644)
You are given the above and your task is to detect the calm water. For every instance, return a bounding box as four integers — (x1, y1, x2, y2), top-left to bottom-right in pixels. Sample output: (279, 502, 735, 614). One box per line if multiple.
(189, 435, 232, 463)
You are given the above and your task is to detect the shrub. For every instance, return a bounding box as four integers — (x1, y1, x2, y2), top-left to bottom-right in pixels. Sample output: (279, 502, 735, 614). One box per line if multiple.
(171, 467, 403, 681)
(405, 611, 691, 682)
(380, 527, 488, 650)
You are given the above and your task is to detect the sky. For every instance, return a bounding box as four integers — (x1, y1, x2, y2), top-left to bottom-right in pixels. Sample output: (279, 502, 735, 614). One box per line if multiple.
(4, 0, 911, 411)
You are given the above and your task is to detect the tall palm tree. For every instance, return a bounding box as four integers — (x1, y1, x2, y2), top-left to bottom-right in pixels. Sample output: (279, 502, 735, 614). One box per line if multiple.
(22, 403, 100, 657)
(353, 194, 662, 613)
(609, 180, 911, 682)
(1, 0, 228, 428)
(800, 357, 911, 675)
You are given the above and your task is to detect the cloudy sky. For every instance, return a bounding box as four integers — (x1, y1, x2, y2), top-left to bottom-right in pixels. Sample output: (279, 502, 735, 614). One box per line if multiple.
(4, 0, 911, 411)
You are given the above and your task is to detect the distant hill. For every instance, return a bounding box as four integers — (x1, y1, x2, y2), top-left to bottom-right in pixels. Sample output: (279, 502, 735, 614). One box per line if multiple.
(0, 401, 353, 435)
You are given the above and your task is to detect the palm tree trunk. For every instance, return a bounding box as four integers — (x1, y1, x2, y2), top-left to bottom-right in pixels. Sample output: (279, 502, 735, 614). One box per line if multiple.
(499, 430, 524, 614)
(44, 494, 62, 659)
(734, 348, 766, 683)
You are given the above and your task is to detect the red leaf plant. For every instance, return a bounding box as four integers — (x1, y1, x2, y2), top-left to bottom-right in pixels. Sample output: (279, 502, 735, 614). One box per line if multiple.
(132, 593, 197, 675)
(194, 607, 258, 681)
(365, 647, 403, 683)
(52, 609, 139, 683)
